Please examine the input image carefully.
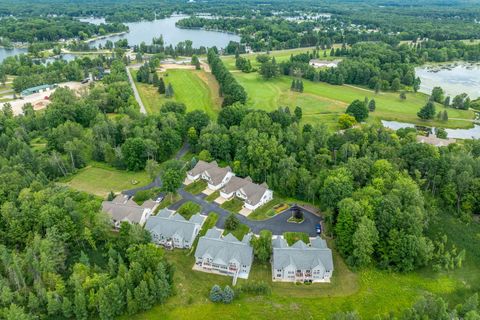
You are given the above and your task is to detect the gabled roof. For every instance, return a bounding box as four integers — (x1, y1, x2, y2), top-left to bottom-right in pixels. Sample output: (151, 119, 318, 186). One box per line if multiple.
(145, 212, 206, 241)
(221, 176, 249, 194)
(141, 199, 158, 209)
(195, 228, 253, 266)
(239, 181, 269, 206)
(272, 236, 333, 271)
(204, 165, 232, 185)
(188, 160, 218, 177)
(101, 200, 146, 224)
(205, 227, 223, 239)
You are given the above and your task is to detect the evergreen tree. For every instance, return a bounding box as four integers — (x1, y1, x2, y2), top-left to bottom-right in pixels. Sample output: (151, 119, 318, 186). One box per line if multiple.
(158, 78, 166, 94)
(330, 48, 335, 56)
(368, 99, 376, 112)
(442, 110, 448, 121)
(400, 92, 407, 100)
(223, 286, 235, 304)
(152, 72, 159, 87)
(444, 96, 451, 107)
(165, 83, 174, 98)
(346, 100, 369, 122)
(298, 80, 304, 93)
(209, 285, 223, 303)
(290, 79, 295, 91)
(417, 101, 436, 120)
(294, 106, 302, 121)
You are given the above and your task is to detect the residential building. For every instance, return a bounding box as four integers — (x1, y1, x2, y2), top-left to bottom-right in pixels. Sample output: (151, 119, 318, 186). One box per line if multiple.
(221, 176, 273, 211)
(188, 160, 273, 211)
(187, 160, 234, 190)
(145, 209, 206, 249)
(416, 134, 456, 147)
(271, 236, 333, 283)
(309, 59, 341, 68)
(101, 195, 157, 229)
(194, 228, 254, 282)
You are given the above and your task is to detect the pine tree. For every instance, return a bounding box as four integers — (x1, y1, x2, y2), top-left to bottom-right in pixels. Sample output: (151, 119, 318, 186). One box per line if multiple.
(290, 79, 295, 91)
(223, 286, 235, 304)
(368, 99, 376, 112)
(298, 80, 304, 93)
(152, 72, 159, 87)
(330, 48, 335, 56)
(417, 101, 436, 120)
(165, 83, 174, 98)
(209, 285, 224, 303)
(323, 50, 327, 57)
(158, 78, 165, 94)
(442, 110, 448, 121)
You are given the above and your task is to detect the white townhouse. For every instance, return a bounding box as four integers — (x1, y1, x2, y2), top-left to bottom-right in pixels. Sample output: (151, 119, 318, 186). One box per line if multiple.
(102, 195, 157, 229)
(220, 176, 273, 211)
(194, 228, 254, 282)
(271, 236, 334, 283)
(145, 208, 206, 249)
(187, 160, 234, 190)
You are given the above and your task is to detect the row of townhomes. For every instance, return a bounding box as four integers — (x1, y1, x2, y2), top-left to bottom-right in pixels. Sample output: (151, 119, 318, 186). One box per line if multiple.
(194, 228, 254, 284)
(145, 208, 206, 249)
(186, 160, 273, 211)
(272, 236, 333, 283)
(101, 194, 158, 229)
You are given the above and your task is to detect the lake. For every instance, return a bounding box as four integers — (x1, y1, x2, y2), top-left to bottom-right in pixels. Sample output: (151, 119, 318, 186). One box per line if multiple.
(87, 15, 240, 49)
(415, 63, 480, 100)
(381, 120, 480, 139)
(0, 47, 28, 63)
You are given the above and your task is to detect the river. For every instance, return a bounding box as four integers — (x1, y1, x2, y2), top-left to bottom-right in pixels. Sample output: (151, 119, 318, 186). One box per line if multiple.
(86, 15, 240, 49)
(415, 63, 480, 100)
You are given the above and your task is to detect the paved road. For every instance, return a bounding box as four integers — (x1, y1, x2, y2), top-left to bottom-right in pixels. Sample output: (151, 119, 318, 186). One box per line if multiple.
(126, 66, 147, 114)
(171, 189, 321, 236)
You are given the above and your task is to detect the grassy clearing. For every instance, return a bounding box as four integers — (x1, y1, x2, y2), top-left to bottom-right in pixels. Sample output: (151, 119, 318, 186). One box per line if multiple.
(231, 71, 474, 129)
(60, 162, 150, 197)
(184, 180, 207, 195)
(283, 232, 310, 245)
(177, 201, 202, 220)
(204, 191, 220, 202)
(131, 68, 221, 118)
(190, 212, 220, 253)
(224, 223, 250, 241)
(220, 198, 244, 213)
(126, 213, 480, 320)
(248, 196, 287, 221)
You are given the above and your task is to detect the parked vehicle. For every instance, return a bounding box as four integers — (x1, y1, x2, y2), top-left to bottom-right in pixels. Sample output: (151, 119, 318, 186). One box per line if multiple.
(315, 223, 322, 235)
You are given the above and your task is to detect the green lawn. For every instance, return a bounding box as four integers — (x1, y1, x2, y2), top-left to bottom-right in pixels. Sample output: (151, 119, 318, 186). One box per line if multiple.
(248, 196, 286, 220)
(131, 68, 221, 118)
(184, 180, 207, 195)
(283, 232, 310, 245)
(177, 201, 202, 220)
(224, 223, 250, 241)
(189, 212, 220, 253)
(60, 162, 150, 197)
(204, 191, 220, 202)
(220, 198, 244, 213)
(231, 72, 475, 129)
(156, 193, 182, 211)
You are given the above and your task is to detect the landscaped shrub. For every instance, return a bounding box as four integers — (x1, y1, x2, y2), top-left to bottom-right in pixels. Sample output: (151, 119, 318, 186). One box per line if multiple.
(225, 213, 240, 230)
(223, 285, 235, 304)
(209, 285, 223, 303)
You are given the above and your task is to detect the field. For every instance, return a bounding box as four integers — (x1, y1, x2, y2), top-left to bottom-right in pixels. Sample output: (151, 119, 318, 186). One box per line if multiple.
(131, 68, 221, 118)
(121, 213, 480, 320)
(229, 71, 475, 129)
(60, 162, 150, 197)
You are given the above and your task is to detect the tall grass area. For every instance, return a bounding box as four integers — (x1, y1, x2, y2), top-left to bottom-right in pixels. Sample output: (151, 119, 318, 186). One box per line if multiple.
(124, 214, 479, 320)
(131, 68, 221, 118)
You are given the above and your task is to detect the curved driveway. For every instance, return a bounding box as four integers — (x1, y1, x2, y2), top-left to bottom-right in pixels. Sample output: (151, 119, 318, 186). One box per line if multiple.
(171, 189, 322, 236)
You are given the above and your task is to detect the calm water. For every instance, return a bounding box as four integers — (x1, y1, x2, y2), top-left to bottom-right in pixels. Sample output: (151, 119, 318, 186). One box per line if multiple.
(87, 15, 240, 49)
(382, 120, 480, 139)
(0, 47, 28, 62)
(415, 63, 480, 99)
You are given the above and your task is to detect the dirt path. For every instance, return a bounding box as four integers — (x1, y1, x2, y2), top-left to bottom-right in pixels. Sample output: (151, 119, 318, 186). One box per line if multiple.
(125, 67, 147, 114)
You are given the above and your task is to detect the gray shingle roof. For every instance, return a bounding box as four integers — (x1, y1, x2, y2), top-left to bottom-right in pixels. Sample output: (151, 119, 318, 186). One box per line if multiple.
(188, 160, 217, 177)
(205, 228, 223, 239)
(101, 200, 145, 224)
(195, 228, 253, 266)
(272, 237, 333, 271)
(239, 181, 269, 206)
(145, 213, 205, 240)
(204, 165, 231, 185)
(221, 176, 249, 194)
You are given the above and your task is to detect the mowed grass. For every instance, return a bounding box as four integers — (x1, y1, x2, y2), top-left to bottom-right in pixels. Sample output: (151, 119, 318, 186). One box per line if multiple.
(231, 72, 475, 129)
(61, 162, 150, 197)
(131, 68, 221, 118)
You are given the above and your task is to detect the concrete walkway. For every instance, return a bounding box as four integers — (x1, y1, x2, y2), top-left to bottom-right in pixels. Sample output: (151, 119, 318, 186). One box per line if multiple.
(126, 66, 147, 114)
(170, 189, 322, 236)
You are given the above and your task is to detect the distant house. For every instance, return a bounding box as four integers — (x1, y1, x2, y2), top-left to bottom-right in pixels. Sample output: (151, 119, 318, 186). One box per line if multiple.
(309, 59, 341, 68)
(416, 134, 456, 147)
(271, 236, 333, 283)
(21, 84, 58, 97)
(101, 195, 157, 229)
(194, 228, 254, 282)
(145, 209, 206, 249)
